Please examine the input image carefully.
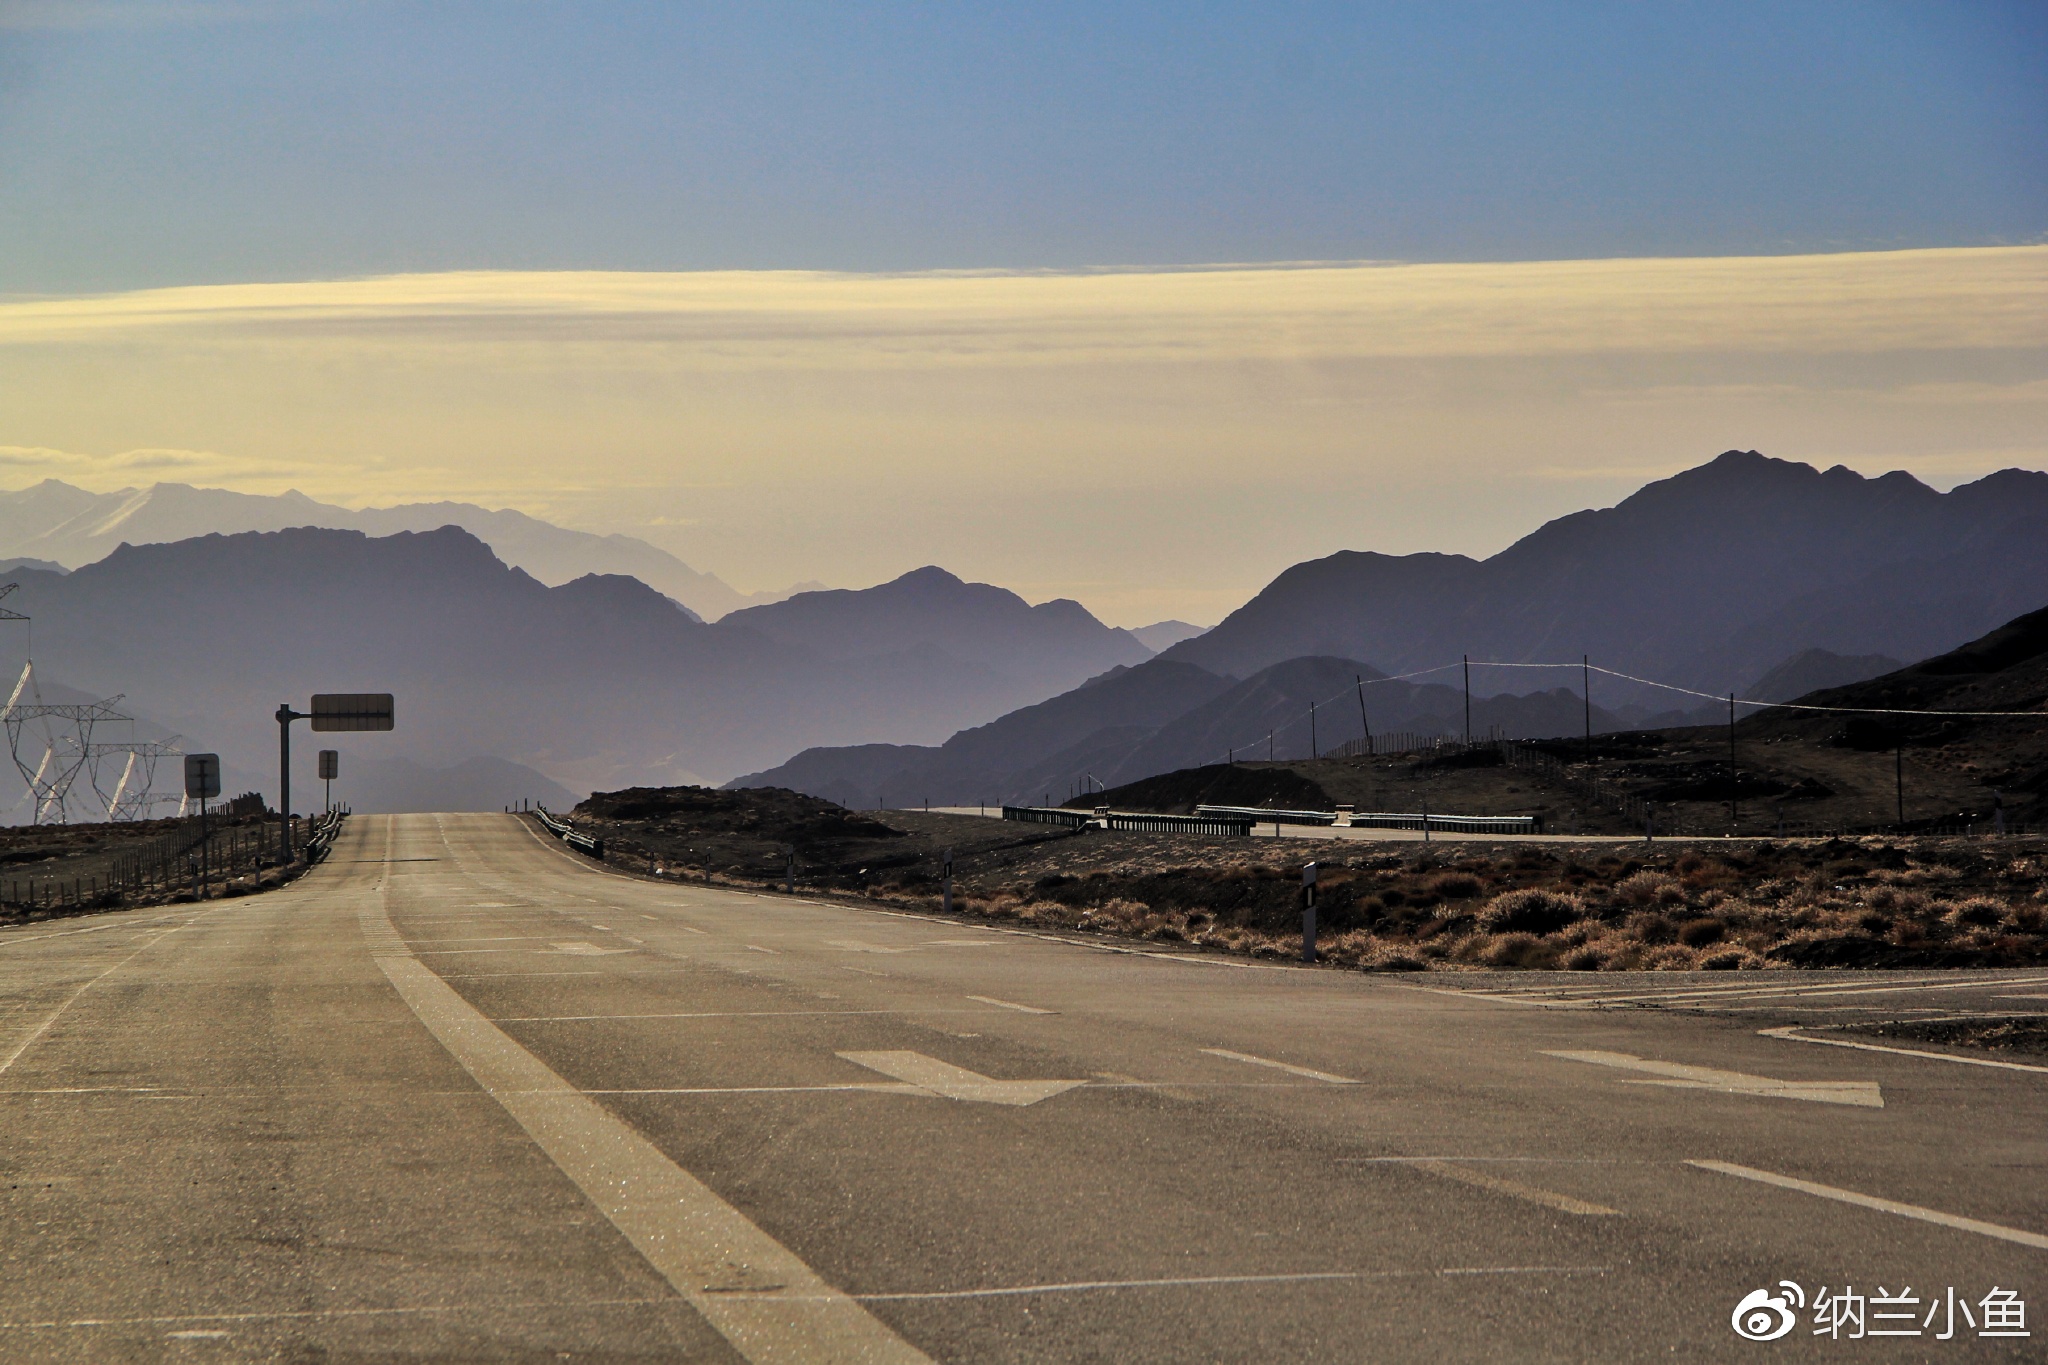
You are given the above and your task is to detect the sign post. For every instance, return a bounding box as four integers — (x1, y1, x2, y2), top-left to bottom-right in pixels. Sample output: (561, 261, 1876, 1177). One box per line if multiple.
(185, 753, 220, 896)
(318, 749, 338, 814)
(1301, 861, 1319, 963)
(277, 694, 392, 859)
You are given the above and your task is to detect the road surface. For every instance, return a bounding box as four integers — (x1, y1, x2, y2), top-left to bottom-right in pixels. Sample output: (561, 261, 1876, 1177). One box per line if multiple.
(1, 813, 2041, 1360)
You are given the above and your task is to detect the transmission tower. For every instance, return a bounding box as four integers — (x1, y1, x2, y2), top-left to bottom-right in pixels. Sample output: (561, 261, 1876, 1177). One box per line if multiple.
(0, 584, 146, 825)
(89, 737, 185, 822)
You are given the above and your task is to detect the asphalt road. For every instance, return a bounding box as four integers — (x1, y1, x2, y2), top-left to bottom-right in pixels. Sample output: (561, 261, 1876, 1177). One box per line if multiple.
(1, 812, 2042, 1361)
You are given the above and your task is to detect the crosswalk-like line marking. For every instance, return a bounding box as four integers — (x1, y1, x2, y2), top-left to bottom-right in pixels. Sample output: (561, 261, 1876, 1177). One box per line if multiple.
(1543, 1050, 1882, 1107)
(1200, 1048, 1357, 1085)
(1689, 1160, 2048, 1250)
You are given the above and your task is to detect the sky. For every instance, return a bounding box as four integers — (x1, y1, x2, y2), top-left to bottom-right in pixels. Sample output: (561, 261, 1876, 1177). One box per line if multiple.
(1, 1, 2043, 624)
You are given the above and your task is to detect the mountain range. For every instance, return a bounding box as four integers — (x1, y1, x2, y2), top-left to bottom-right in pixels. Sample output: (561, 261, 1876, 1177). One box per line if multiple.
(0, 479, 793, 620)
(0, 531, 1152, 811)
(1159, 452, 2048, 700)
(733, 451, 2048, 807)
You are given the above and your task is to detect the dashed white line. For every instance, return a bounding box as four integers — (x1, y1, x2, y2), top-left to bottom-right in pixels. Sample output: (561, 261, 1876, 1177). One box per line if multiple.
(1200, 1048, 1357, 1085)
(965, 995, 1055, 1015)
(1402, 1160, 1621, 1216)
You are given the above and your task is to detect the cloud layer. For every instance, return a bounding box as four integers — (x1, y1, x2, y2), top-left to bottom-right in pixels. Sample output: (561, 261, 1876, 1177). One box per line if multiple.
(1, 247, 2042, 622)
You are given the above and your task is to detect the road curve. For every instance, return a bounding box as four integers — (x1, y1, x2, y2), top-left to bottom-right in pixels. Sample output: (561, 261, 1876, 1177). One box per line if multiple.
(0, 813, 2042, 1360)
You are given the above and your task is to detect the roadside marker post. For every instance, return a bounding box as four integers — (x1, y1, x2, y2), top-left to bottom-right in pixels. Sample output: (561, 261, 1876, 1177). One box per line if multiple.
(1301, 861, 1318, 963)
(784, 845, 795, 895)
(942, 848, 954, 915)
(185, 753, 220, 896)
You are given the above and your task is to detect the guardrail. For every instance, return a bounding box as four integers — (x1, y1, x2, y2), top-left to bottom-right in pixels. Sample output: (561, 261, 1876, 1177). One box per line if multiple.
(534, 806, 605, 859)
(1195, 804, 1338, 827)
(1345, 812, 1540, 834)
(1001, 805, 1092, 829)
(1106, 811, 1255, 836)
(302, 809, 347, 864)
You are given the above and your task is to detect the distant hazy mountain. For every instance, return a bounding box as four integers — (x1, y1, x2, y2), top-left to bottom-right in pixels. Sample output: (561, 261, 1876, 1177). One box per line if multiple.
(337, 755, 576, 814)
(0, 479, 787, 621)
(0, 526, 1152, 806)
(1130, 620, 1207, 652)
(1160, 452, 2048, 701)
(730, 653, 1631, 809)
(722, 567, 1151, 706)
(1747, 647, 1904, 704)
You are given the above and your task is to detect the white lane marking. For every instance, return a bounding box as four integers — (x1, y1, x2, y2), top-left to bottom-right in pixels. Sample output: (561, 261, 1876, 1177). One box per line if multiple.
(587, 1084, 932, 1097)
(1995, 993, 2048, 1000)
(677, 926, 708, 935)
(1688, 1160, 2048, 1250)
(1542, 1050, 1883, 1107)
(825, 939, 907, 954)
(1759, 1025, 2048, 1075)
(856, 1265, 1609, 1300)
(837, 1051, 1086, 1106)
(1200, 1048, 1357, 1085)
(166, 1329, 229, 1339)
(363, 908, 930, 1364)
(745, 945, 779, 955)
(0, 917, 191, 951)
(0, 915, 217, 1077)
(965, 995, 1056, 1015)
(641, 915, 659, 921)
(552, 941, 629, 956)
(408, 936, 554, 943)
(0, 1295, 671, 1331)
(495, 1010, 909, 1023)
(1402, 1159, 1621, 1216)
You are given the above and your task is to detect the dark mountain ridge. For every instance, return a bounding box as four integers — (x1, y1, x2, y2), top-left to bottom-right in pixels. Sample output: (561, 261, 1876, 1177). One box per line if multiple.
(1162, 452, 2048, 697)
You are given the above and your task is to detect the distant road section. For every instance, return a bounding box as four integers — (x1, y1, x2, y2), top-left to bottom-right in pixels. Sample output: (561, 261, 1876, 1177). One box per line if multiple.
(0, 813, 2041, 1358)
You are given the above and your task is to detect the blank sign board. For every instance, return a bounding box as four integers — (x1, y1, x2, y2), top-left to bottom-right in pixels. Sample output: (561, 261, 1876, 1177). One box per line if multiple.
(185, 753, 221, 800)
(310, 693, 394, 732)
(318, 749, 339, 780)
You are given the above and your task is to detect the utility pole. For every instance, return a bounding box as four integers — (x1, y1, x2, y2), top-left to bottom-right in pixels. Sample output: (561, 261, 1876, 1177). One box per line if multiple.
(1728, 693, 1738, 828)
(1463, 655, 1471, 746)
(1268, 730, 1274, 762)
(1582, 656, 1592, 765)
(1355, 675, 1371, 757)
(1896, 741, 1905, 827)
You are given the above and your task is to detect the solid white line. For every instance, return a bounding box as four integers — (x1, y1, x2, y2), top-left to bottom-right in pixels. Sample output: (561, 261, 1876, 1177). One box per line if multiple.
(1688, 1160, 2048, 1250)
(1759, 1025, 2048, 1075)
(494, 1010, 914, 1022)
(362, 902, 930, 1364)
(1200, 1048, 1357, 1085)
(0, 916, 213, 1077)
(854, 1265, 1609, 1301)
(746, 945, 779, 954)
(965, 995, 1055, 1015)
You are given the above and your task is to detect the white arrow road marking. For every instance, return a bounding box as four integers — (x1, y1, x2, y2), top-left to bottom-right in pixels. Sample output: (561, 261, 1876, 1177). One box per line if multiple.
(551, 941, 629, 956)
(837, 1051, 1086, 1106)
(1542, 1050, 1883, 1107)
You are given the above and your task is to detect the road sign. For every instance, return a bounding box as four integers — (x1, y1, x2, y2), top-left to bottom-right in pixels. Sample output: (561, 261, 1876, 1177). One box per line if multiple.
(310, 694, 394, 732)
(318, 749, 339, 780)
(184, 753, 221, 800)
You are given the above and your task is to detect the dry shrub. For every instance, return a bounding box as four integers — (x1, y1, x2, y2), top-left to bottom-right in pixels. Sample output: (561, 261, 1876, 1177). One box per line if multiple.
(1640, 944, 1699, 970)
(1677, 918, 1726, 948)
(2016, 904, 2046, 932)
(1361, 943, 1428, 972)
(1617, 871, 1684, 908)
(1625, 911, 1678, 945)
(1699, 947, 1762, 970)
(1478, 888, 1585, 935)
(1943, 897, 2007, 929)
(1561, 944, 1606, 971)
(1482, 932, 1556, 968)
(1428, 871, 1485, 901)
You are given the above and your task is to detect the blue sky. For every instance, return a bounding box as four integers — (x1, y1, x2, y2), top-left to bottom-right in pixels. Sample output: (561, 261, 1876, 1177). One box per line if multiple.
(1, 1, 2042, 291)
